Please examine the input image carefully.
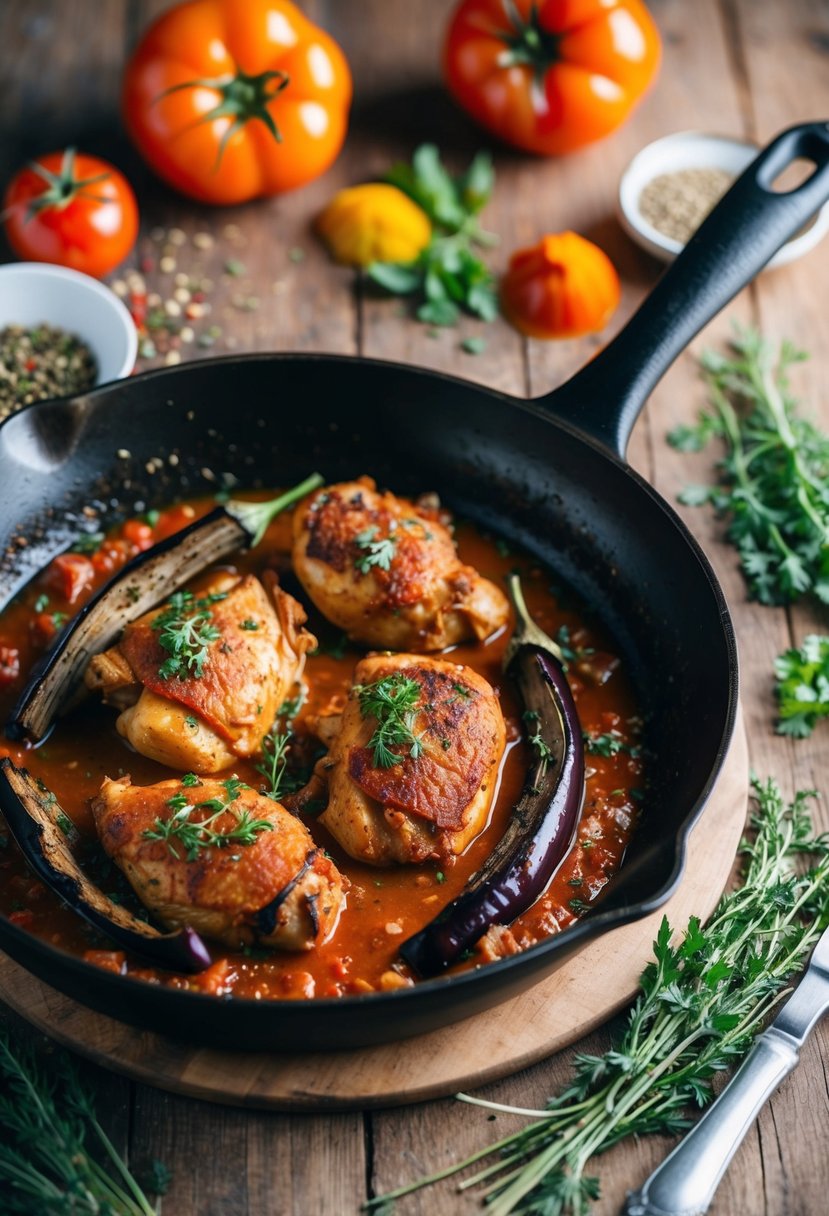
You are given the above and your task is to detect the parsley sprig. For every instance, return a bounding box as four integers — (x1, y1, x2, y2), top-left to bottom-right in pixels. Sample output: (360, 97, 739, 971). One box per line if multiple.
(368, 144, 498, 327)
(142, 776, 272, 861)
(669, 328, 829, 605)
(354, 672, 424, 768)
(354, 525, 397, 573)
(369, 777, 829, 1215)
(774, 634, 829, 737)
(583, 730, 642, 758)
(151, 590, 227, 681)
(0, 1030, 166, 1214)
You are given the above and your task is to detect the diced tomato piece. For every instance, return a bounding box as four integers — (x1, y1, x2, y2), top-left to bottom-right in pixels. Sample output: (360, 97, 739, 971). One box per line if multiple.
(83, 950, 127, 974)
(9, 909, 35, 928)
(92, 539, 131, 575)
(122, 519, 154, 550)
(0, 645, 19, 686)
(46, 553, 95, 604)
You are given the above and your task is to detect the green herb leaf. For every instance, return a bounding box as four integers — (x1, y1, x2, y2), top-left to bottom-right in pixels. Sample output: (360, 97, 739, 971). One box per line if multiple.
(354, 672, 424, 768)
(367, 776, 829, 1214)
(354, 525, 397, 573)
(142, 777, 268, 861)
(151, 590, 227, 681)
(670, 327, 829, 605)
(372, 145, 499, 329)
(774, 634, 829, 738)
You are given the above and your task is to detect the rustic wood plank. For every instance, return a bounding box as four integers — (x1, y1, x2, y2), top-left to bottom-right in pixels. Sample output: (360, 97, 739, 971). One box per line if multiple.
(717, 4, 829, 1214)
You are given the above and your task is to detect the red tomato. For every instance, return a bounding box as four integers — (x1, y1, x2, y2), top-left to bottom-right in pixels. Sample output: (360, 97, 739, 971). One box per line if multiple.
(123, 0, 352, 205)
(444, 0, 661, 156)
(3, 149, 138, 277)
(45, 553, 95, 604)
(122, 519, 155, 551)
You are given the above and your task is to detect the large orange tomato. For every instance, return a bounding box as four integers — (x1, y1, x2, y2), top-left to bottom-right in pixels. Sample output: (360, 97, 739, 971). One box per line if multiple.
(444, 0, 661, 156)
(123, 0, 352, 205)
(3, 150, 138, 278)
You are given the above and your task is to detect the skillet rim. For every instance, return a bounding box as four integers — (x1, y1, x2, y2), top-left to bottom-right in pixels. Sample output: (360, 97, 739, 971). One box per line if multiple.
(0, 352, 740, 1024)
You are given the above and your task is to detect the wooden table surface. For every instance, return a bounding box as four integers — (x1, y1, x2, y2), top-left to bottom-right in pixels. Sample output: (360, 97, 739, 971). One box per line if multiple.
(1, 1, 828, 1212)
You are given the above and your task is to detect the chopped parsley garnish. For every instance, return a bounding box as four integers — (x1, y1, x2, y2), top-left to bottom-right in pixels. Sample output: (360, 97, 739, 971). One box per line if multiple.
(33, 593, 49, 613)
(255, 688, 308, 802)
(142, 777, 270, 861)
(583, 731, 642, 758)
(70, 530, 104, 555)
(151, 590, 227, 681)
(240, 619, 259, 631)
(354, 525, 397, 574)
(354, 672, 424, 768)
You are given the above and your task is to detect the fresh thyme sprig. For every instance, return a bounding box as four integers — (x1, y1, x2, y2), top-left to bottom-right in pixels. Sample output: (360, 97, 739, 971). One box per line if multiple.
(256, 688, 307, 802)
(0, 1029, 166, 1215)
(367, 777, 829, 1215)
(774, 634, 829, 738)
(354, 525, 397, 573)
(354, 672, 424, 768)
(142, 776, 272, 861)
(668, 327, 829, 606)
(152, 589, 227, 681)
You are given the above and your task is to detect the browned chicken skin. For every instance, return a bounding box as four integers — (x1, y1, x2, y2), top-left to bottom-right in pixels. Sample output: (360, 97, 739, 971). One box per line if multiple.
(92, 775, 345, 951)
(292, 478, 510, 651)
(297, 653, 506, 866)
(85, 572, 315, 774)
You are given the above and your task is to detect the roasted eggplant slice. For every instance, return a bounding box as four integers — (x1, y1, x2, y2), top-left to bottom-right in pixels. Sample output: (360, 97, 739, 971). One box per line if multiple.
(7, 472, 322, 742)
(0, 759, 211, 972)
(399, 574, 585, 977)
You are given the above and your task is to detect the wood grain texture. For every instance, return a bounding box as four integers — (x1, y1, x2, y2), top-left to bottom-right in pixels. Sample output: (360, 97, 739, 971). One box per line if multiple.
(0, 0, 827, 1211)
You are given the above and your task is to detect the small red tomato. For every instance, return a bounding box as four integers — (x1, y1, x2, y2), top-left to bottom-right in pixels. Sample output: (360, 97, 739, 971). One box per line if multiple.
(122, 519, 155, 551)
(45, 553, 95, 604)
(3, 148, 138, 278)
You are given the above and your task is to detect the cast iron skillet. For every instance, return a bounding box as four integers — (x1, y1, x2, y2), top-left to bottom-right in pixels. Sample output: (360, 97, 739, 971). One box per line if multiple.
(0, 123, 827, 1051)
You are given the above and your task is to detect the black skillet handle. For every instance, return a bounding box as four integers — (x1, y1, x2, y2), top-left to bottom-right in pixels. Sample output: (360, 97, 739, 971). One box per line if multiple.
(539, 121, 829, 458)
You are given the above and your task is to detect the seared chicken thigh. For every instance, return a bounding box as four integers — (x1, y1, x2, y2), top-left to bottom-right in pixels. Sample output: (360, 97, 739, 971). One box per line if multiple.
(86, 573, 315, 773)
(300, 653, 506, 865)
(292, 478, 509, 651)
(93, 775, 345, 951)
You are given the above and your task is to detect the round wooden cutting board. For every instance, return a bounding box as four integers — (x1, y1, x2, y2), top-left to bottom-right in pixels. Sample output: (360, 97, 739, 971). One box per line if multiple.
(0, 714, 748, 1112)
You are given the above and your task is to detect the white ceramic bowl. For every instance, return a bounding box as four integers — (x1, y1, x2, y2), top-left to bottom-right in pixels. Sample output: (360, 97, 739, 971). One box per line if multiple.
(0, 262, 137, 387)
(618, 131, 829, 268)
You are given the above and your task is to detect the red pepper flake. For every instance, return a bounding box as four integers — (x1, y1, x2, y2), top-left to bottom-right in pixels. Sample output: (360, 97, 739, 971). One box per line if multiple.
(9, 908, 35, 928)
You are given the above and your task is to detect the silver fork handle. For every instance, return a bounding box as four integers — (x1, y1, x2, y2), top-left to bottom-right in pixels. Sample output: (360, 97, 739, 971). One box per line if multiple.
(624, 1028, 799, 1216)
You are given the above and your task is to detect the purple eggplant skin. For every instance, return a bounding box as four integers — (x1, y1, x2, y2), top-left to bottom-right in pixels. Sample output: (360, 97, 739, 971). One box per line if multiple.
(7, 470, 323, 744)
(399, 646, 584, 978)
(0, 759, 212, 974)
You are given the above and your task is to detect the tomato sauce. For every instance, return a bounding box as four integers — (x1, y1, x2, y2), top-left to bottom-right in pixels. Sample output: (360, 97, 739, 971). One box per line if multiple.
(0, 497, 643, 999)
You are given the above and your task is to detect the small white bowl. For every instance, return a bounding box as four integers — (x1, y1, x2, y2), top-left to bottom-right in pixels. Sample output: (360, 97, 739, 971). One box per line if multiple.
(618, 131, 829, 268)
(0, 262, 137, 387)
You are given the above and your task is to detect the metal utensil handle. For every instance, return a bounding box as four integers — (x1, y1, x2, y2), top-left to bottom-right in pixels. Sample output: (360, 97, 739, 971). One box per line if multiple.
(542, 121, 829, 457)
(625, 1028, 799, 1216)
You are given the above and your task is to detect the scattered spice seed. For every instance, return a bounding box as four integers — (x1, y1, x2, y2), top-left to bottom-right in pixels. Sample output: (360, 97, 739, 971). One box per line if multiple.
(638, 167, 734, 244)
(0, 324, 97, 417)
